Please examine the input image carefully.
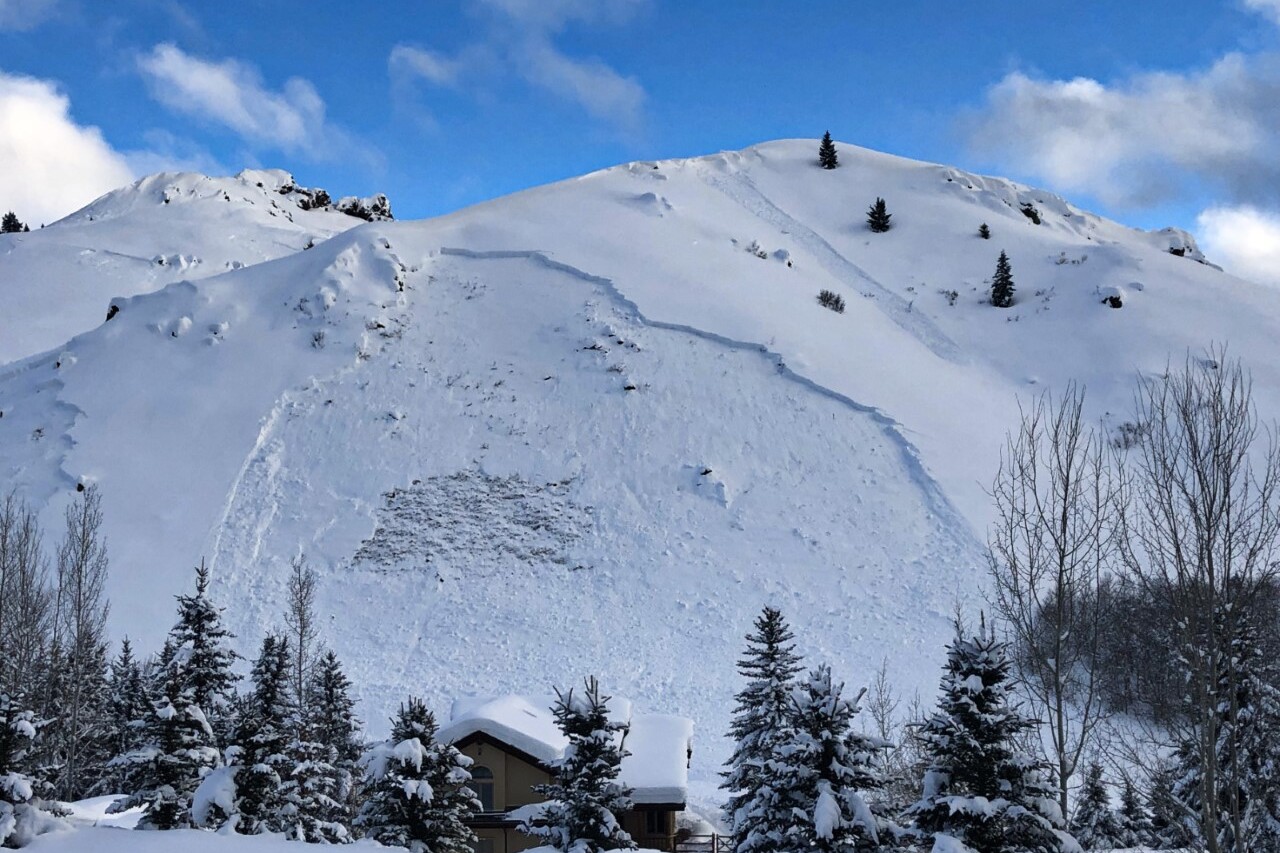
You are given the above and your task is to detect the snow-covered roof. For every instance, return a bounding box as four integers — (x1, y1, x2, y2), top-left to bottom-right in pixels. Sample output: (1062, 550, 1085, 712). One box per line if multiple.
(439, 694, 693, 805)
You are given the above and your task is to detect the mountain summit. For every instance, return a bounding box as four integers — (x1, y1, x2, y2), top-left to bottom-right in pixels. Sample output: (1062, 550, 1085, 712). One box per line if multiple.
(2, 140, 1277, 793)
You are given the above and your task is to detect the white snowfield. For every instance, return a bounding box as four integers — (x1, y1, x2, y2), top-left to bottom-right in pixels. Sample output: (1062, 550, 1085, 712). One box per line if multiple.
(0, 168, 380, 365)
(439, 694, 693, 804)
(2, 139, 1280, 815)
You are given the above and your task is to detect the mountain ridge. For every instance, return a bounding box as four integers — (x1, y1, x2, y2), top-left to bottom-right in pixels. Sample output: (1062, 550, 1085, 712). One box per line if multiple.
(1, 138, 1276, 808)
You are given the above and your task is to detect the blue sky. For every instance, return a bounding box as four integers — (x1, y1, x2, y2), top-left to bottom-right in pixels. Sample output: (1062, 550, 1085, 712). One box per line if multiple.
(4, 0, 1280, 280)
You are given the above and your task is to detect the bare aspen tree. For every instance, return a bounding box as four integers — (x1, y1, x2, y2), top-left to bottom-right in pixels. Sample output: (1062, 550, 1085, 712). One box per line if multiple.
(285, 555, 320, 731)
(987, 383, 1119, 821)
(0, 493, 53, 700)
(53, 486, 110, 798)
(1120, 350, 1280, 853)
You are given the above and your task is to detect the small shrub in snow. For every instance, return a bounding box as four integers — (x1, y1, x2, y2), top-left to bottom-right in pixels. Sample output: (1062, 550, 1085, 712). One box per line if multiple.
(745, 240, 768, 260)
(1110, 420, 1148, 450)
(978, 223, 991, 239)
(521, 677, 636, 853)
(818, 132, 838, 169)
(938, 289, 959, 307)
(817, 290, 846, 313)
(866, 198, 892, 233)
(990, 251, 1015, 308)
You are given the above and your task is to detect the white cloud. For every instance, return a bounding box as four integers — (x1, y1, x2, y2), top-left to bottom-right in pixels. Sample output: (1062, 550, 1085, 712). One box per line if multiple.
(0, 0, 56, 31)
(517, 37, 644, 129)
(390, 45, 465, 88)
(137, 44, 369, 163)
(1198, 205, 1280, 287)
(477, 0, 645, 30)
(0, 71, 134, 225)
(1243, 0, 1280, 25)
(967, 55, 1280, 209)
(392, 0, 648, 133)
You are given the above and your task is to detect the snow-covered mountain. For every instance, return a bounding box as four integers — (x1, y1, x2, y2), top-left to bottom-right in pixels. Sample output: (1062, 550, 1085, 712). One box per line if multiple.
(0, 168, 389, 364)
(3, 139, 1278, 803)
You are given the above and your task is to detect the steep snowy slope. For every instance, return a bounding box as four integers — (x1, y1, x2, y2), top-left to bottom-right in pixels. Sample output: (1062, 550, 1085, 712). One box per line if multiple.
(2, 140, 1278, 799)
(0, 169, 387, 364)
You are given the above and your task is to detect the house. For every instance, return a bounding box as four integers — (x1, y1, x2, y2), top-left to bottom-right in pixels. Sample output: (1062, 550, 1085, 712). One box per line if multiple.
(438, 694, 695, 853)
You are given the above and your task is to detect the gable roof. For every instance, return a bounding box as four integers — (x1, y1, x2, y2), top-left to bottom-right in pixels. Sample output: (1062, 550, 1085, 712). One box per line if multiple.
(439, 694, 693, 806)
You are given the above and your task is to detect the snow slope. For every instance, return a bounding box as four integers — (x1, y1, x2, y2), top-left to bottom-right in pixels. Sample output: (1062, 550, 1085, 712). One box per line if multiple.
(3, 140, 1279, 802)
(0, 169, 384, 364)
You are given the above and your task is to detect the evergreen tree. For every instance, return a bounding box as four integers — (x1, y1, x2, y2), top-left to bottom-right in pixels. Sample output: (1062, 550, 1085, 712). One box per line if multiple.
(866, 198, 892, 233)
(0, 689, 51, 846)
(521, 678, 635, 853)
(357, 697, 479, 853)
(1117, 777, 1154, 849)
(0, 212, 24, 234)
(1174, 618, 1280, 852)
(307, 650, 362, 825)
(722, 606, 803, 853)
(772, 666, 886, 853)
(282, 737, 350, 843)
(819, 132, 839, 170)
(905, 621, 1070, 853)
(107, 640, 149, 761)
(110, 563, 236, 829)
(1071, 762, 1123, 850)
(167, 561, 239, 741)
(110, 645, 221, 829)
(98, 639, 149, 795)
(229, 634, 293, 835)
(1148, 762, 1194, 849)
(990, 251, 1015, 308)
(978, 223, 991, 239)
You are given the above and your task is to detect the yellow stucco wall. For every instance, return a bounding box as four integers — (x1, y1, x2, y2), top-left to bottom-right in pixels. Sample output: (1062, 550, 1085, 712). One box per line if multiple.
(459, 740, 552, 811)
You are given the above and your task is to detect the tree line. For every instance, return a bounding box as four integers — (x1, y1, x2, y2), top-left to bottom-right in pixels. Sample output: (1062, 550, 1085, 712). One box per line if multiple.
(0, 492, 658, 853)
(986, 348, 1280, 852)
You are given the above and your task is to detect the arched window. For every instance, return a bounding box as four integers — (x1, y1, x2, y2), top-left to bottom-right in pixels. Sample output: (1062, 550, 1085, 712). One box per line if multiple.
(471, 765, 495, 812)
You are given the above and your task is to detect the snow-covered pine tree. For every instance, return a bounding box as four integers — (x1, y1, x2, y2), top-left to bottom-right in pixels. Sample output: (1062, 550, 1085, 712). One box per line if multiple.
(819, 132, 839, 170)
(866, 198, 892, 233)
(723, 606, 803, 853)
(1148, 762, 1194, 849)
(990, 251, 1015, 308)
(167, 561, 239, 743)
(0, 689, 55, 846)
(1194, 619, 1280, 852)
(227, 633, 293, 835)
(1071, 762, 1123, 850)
(357, 697, 479, 853)
(521, 677, 636, 853)
(1117, 777, 1154, 850)
(109, 563, 237, 829)
(904, 621, 1071, 853)
(773, 665, 886, 853)
(107, 640, 148, 763)
(110, 644, 221, 829)
(0, 212, 24, 234)
(305, 649, 362, 827)
(281, 737, 350, 843)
